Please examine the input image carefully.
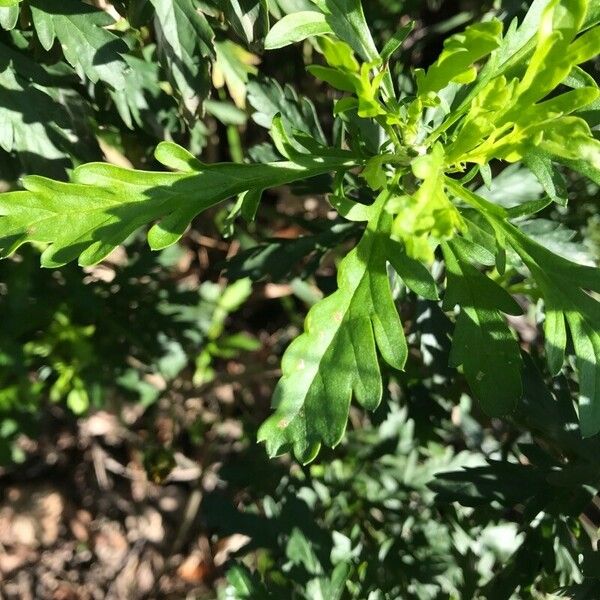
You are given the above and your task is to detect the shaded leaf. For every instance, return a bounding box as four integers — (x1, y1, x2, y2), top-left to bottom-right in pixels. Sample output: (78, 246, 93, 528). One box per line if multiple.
(442, 240, 523, 416)
(150, 0, 214, 117)
(221, 0, 269, 46)
(29, 0, 129, 89)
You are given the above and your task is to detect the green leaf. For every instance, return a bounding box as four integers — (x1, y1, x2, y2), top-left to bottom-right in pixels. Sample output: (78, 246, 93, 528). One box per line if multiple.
(449, 180, 600, 437)
(442, 240, 523, 416)
(264, 10, 332, 49)
(247, 77, 326, 144)
(0, 142, 356, 267)
(0, 4, 18, 30)
(309, 0, 379, 62)
(494, 221, 600, 437)
(386, 239, 439, 300)
(258, 192, 407, 463)
(523, 151, 568, 206)
(553, 155, 600, 186)
(476, 164, 544, 210)
(520, 219, 596, 266)
(286, 527, 323, 575)
(110, 49, 169, 131)
(222, 0, 269, 46)
(149, 0, 214, 117)
(0, 64, 98, 178)
(29, 0, 129, 90)
(380, 22, 415, 63)
(224, 222, 356, 282)
(225, 565, 270, 599)
(415, 20, 503, 96)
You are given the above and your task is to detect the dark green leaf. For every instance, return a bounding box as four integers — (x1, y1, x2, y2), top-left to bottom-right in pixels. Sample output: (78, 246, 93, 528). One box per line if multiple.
(442, 241, 522, 416)
(309, 0, 379, 62)
(221, 0, 269, 46)
(29, 0, 129, 90)
(386, 238, 439, 300)
(149, 0, 214, 117)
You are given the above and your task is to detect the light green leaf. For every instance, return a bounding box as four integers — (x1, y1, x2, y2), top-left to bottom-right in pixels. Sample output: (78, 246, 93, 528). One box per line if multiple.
(491, 0, 551, 69)
(391, 143, 464, 262)
(566, 21, 600, 65)
(416, 20, 503, 97)
(265, 11, 332, 49)
(258, 192, 407, 462)
(432, 1, 596, 146)
(515, 0, 588, 107)
(67, 388, 89, 415)
(380, 22, 415, 62)
(307, 65, 357, 93)
(0, 4, 18, 29)
(286, 528, 323, 575)
(0, 142, 356, 267)
(204, 99, 247, 125)
(544, 306, 567, 376)
(213, 40, 258, 109)
(317, 35, 360, 71)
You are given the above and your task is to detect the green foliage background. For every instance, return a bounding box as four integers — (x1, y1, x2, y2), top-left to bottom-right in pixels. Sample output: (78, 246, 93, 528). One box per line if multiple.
(0, 0, 599, 598)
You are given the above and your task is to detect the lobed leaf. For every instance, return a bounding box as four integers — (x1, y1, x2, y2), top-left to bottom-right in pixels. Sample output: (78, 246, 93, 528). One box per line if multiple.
(0, 143, 356, 268)
(29, 0, 129, 90)
(415, 20, 503, 97)
(442, 241, 523, 416)
(258, 192, 407, 462)
(150, 0, 215, 117)
(448, 179, 600, 438)
(499, 224, 600, 438)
